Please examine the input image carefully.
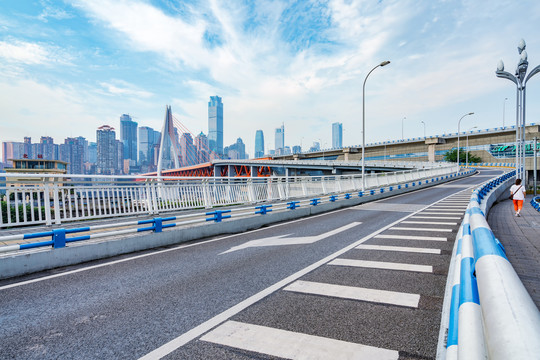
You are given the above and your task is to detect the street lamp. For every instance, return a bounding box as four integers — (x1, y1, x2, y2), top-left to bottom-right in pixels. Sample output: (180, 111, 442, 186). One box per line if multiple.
(457, 112, 474, 174)
(402, 117, 406, 140)
(466, 126, 478, 168)
(496, 39, 540, 180)
(362, 60, 390, 191)
(503, 97, 508, 127)
(421, 121, 426, 138)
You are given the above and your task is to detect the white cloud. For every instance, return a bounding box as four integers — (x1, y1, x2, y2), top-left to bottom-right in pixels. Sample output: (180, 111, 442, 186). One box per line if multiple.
(100, 80, 154, 98)
(0, 39, 73, 66)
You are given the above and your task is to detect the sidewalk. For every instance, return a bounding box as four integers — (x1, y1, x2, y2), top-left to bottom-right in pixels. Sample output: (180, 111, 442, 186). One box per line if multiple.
(488, 197, 540, 309)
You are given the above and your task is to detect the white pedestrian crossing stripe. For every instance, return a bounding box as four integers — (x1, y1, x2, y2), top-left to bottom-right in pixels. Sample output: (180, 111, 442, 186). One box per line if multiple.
(375, 234, 447, 241)
(201, 321, 399, 360)
(402, 220, 457, 225)
(356, 244, 441, 254)
(328, 258, 433, 273)
(284, 280, 421, 308)
(390, 226, 453, 232)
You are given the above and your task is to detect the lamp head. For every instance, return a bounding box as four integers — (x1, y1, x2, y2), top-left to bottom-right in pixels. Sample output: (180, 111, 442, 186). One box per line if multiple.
(497, 60, 504, 71)
(518, 39, 526, 54)
(521, 50, 528, 61)
(468, 112, 474, 115)
(380, 60, 391, 67)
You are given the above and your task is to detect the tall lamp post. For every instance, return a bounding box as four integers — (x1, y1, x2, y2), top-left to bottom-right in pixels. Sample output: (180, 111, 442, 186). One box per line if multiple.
(402, 117, 406, 140)
(457, 112, 474, 174)
(466, 126, 478, 168)
(503, 97, 508, 127)
(496, 39, 540, 181)
(362, 60, 391, 191)
(421, 121, 426, 138)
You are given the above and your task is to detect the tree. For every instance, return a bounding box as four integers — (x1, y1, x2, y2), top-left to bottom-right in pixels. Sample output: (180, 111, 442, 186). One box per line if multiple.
(443, 148, 482, 163)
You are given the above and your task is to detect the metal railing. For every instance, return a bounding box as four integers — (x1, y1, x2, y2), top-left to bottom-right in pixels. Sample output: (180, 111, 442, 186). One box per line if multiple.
(0, 168, 475, 255)
(443, 170, 540, 359)
(0, 164, 457, 228)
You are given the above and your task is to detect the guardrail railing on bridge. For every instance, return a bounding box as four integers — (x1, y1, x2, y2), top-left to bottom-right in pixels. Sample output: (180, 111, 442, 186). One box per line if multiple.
(442, 170, 540, 359)
(0, 164, 457, 228)
(0, 167, 476, 255)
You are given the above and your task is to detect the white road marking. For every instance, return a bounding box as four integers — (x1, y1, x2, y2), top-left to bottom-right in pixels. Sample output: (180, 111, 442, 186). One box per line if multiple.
(402, 221, 457, 225)
(138, 190, 465, 359)
(375, 234, 447, 241)
(389, 226, 453, 232)
(356, 244, 441, 254)
(221, 222, 361, 254)
(329, 258, 433, 273)
(200, 321, 399, 360)
(411, 216, 461, 220)
(284, 280, 420, 307)
(420, 212, 463, 215)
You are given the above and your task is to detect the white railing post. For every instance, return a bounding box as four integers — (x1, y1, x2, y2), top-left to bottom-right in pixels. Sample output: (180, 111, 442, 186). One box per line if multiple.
(52, 183, 61, 225)
(43, 183, 52, 226)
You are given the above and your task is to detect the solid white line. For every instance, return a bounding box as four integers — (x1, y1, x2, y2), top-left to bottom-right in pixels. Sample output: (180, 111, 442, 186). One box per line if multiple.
(328, 258, 433, 273)
(402, 221, 457, 225)
(138, 189, 465, 359)
(375, 234, 447, 241)
(200, 321, 399, 360)
(411, 216, 461, 220)
(389, 226, 453, 232)
(283, 280, 420, 307)
(356, 244, 441, 254)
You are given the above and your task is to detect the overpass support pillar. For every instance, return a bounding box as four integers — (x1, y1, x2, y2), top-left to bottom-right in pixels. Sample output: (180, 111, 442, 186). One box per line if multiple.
(425, 137, 445, 163)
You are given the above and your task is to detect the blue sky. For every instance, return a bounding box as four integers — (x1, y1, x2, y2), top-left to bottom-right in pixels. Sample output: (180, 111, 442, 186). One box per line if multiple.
(1, 0, 540, 156)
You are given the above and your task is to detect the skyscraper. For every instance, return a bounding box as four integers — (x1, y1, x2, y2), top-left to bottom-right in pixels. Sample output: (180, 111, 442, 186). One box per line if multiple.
(60, 137, 85, 174)
(179, 133, 197, 166)
(96, 125, 118, 175)
(195, 132, 210, 163)
(120, 114, 138, 165)
(332, 122, 343, 148)
(254, 130, 264, 158)
(208, 96, 223, 155)
(275, 124, 284, 155)
(138, 126, 157, 169)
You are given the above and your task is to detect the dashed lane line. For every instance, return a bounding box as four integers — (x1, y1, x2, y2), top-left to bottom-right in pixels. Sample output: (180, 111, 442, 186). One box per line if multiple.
(283, 280, 421, 308)
(200, 321, 399, 360)
(356, 244, 441, 254)
(328, 258, 433, 273)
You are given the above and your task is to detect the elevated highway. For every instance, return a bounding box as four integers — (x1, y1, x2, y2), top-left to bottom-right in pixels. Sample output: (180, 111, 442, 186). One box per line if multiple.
(0, 169, 507, 359)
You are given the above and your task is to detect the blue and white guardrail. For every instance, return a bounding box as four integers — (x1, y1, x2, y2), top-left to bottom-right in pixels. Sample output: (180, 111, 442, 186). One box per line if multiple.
(531, 195, 540, 212)
(0, 170, 475, 254)
(443, 170, 540, 359)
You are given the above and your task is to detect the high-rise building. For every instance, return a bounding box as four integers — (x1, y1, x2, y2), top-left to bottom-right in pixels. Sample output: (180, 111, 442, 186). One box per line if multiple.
(179, 133, 197, 166)
(292, 145, 302, 154)
(60, 137, 85, 174)
(138, 126, 157, 169)
(254, 130, 264, 158)
(38, 136, 56, 160)
(120, 114, 138, 165)
(332, 122, 343, 148)
(194, 132, 210, 163)
(88, 142, 97, 164)
(23, 137, 32, 159)
(208, 96, 223, 155)
(275, 124, 284, 155)
(224, 138, 246, 160)
(96, 125, 118, 175)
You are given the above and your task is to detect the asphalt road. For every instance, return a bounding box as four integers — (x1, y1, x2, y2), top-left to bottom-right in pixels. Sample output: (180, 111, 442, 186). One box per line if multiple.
(0, 169, 503, 360)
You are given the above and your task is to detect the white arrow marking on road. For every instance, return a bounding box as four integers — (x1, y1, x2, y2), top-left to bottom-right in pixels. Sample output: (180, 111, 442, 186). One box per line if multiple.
(221, 222, 362, 254)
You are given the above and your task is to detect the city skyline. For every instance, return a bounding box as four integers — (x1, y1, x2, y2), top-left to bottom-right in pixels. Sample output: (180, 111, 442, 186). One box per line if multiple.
(1, 1, 540, 153)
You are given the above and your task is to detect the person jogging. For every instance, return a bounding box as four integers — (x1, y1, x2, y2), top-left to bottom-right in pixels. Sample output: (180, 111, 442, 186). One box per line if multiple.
(510, 178, 526, 217)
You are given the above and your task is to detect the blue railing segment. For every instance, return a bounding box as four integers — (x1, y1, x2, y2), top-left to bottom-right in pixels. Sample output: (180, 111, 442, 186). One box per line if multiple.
(310, 198, 321, 206)
(329, 195, 338, 202)
(206, 210, 232, 223)
(255, 205, 273, 215)
(287, 201, 300, 210)
(344, 193, 351, 199)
